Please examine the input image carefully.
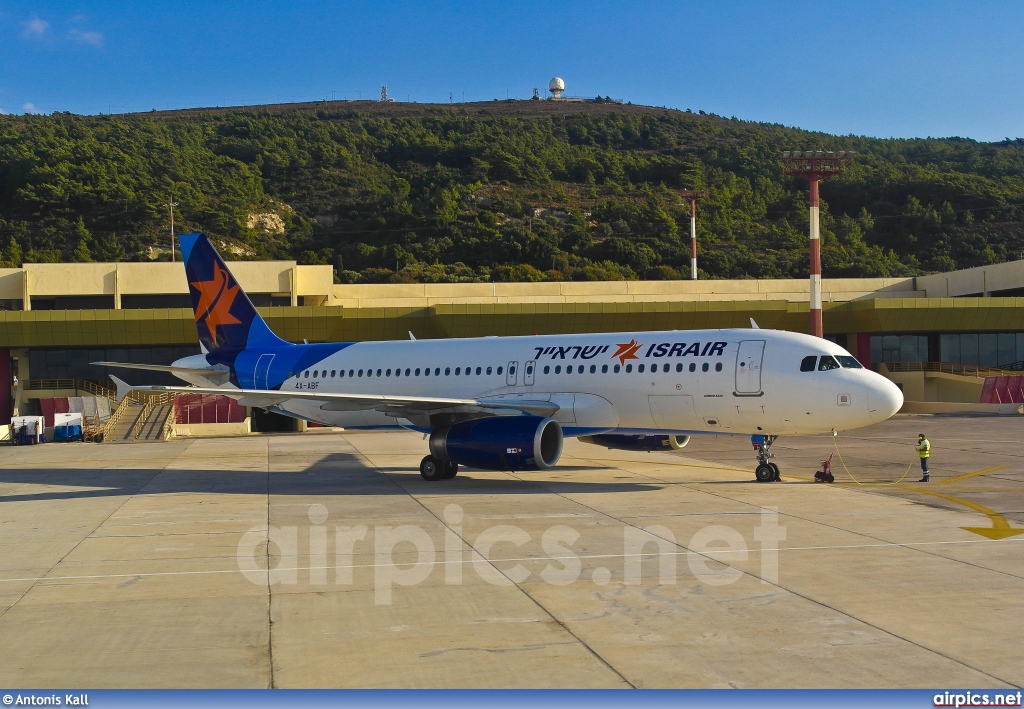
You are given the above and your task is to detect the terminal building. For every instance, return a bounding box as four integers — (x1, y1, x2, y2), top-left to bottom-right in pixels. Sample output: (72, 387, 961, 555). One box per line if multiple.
(2, 258, 1024, 437)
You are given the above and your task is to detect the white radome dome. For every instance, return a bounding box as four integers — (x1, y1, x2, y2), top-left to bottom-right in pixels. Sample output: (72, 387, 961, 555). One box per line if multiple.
(548, 77, 565, 91)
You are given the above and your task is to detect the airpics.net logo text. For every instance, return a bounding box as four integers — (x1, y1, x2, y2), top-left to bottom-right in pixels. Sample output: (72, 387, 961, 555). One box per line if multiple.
(235, 503, 786, 605)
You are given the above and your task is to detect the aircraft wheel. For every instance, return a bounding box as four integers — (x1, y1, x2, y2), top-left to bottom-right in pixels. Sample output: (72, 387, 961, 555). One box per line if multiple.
(420, 455, 446, 482)
(826, 472, 835, 483)
(769, 462, 781, 481)
(755, 464, 775, 483)
(442, 461, 459, 479)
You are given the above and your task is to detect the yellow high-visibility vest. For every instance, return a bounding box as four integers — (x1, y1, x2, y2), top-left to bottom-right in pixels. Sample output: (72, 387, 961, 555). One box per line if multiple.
(918, 439, 931, 458)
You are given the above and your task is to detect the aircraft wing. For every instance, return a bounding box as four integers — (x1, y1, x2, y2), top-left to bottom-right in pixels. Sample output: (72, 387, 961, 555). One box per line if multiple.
(117, 383, 559, 418)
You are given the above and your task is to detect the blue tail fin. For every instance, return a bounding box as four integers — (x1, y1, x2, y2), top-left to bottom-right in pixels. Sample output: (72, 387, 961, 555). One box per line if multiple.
(178, 232, 289, 354)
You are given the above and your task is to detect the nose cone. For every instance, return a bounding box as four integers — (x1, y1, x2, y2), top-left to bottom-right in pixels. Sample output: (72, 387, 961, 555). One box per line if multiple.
(867, 376, 903, 423)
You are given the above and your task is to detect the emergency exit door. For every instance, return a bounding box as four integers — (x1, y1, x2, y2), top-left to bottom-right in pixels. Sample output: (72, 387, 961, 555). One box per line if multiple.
(735, 340, 765, 395)
(524, 360, 536, 385)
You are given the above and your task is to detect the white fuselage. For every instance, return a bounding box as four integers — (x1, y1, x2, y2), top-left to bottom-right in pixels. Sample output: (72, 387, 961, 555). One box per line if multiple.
(177, 328, 903, 437)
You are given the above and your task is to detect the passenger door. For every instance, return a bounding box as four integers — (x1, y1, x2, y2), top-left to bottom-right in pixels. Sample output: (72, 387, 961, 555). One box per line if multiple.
(254, 354, 275, 390)
(524, 360, 536, 386)
(506, 361, 518, 386)
(735, 340, 765, 396)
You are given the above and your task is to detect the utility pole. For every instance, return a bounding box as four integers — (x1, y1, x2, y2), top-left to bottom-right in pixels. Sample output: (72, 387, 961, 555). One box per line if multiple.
(679, 189, 707, 280)
(167, 200, 179, 262)
(782, 150, 853, 338)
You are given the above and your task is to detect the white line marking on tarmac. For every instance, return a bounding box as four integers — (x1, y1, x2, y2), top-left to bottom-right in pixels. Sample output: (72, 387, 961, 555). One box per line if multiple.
(0, 536, 1020, 584)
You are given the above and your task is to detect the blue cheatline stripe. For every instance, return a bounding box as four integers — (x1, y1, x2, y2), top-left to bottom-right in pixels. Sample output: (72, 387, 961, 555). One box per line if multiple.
(0, 689, 1005, 707)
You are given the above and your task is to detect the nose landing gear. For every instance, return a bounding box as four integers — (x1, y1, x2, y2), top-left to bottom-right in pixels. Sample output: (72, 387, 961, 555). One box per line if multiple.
(752, 434, 782, 482)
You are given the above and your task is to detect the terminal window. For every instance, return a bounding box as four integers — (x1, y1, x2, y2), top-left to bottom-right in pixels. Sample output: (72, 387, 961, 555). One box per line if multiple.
(871, 333, 1024, 368)
(28, 346, 201, 386)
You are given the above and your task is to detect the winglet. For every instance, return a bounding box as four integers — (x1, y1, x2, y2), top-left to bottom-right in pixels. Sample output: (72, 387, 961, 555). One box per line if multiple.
(750, 318, 760, 329)
(408, 331, 416, 340)
(109, 375, 133, 403)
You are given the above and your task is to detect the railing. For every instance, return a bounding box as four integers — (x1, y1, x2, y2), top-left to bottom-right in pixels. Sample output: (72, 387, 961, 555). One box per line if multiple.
(22, 378, 77, 391)
(99, 395, 134, 441)
(160, 395, 178, 440)
(883, 361, 1019, 378)
(76, 379, 116, 400)
(129, 392, 174, 440)
(22, 378, 116, 399)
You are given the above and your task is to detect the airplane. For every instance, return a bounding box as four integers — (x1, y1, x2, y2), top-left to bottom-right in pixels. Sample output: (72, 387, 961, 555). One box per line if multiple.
(97, 232, 904, 482)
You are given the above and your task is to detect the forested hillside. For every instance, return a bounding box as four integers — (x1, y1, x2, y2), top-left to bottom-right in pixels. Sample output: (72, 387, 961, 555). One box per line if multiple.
(1, 100, 1023, 283)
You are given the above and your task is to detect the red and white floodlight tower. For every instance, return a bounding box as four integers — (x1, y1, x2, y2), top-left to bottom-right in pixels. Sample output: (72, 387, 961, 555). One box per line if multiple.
(782, 150, 853, 338)
(679, 189, 708, 280)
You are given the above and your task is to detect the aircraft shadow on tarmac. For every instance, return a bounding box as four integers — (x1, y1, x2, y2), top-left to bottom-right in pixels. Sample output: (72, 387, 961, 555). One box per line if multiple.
(0, 452, 662, 503)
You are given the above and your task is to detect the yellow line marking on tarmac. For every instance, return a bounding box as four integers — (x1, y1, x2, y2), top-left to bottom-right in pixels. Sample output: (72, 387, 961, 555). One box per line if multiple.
(899, 485, 1024, 540)
(939, 465, 1008, 485)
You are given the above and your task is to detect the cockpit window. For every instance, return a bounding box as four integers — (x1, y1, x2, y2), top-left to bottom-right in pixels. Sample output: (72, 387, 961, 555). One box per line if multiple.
(818, 355, 841, 371)
(800, 356, 817, 372)
(837, 356, 863, 369)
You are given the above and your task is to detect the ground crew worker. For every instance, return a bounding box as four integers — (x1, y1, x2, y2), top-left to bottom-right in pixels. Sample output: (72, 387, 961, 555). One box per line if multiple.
(917, 433, 931, 482)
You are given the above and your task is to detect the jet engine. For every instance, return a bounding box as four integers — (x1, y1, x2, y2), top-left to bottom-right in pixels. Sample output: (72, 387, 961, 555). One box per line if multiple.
(578, 433, 689, 452)
(429, 416, 563, 471)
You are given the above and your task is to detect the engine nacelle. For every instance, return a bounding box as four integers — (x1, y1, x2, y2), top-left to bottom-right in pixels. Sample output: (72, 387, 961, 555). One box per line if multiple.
(578, 434, 689, 452)
(430, 416, 563, 471)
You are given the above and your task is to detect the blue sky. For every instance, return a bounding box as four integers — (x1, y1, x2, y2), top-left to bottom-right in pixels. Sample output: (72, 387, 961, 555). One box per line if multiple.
(1, 0, 1021, 141)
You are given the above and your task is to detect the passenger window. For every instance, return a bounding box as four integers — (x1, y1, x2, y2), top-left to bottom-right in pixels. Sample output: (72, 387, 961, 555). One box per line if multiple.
(340, 370, 345, 378)
(434, 368, 440, 376)
(415, 368, 421, 376)
(689, 363, 696, 372)
(837, 356, 863, 369)
(590, 365, 596, 373)
(614, 364, 620, 373)
(566, 365, 573, 374)
(304, 371, 309, 378)
(395, 369, 401, 377)
(626, 364, 633, 373)
(425, 368, 431, 376)
(358, 369, 363, 377)
(486, 366, 493, 375)
(376, 369, 382, 377)
(455, 367, 461, 375)
(555, 365, 561, 374)
(466, 367, 471, 376)
(676, 363, 683, 372)
(497, 367, 503, 375)
(638, 364, 645, 373)
(445, 368, 451, 376)
(819, 356, 840, 371)
(715, 362, 723, 372)
(367, 369, 373, 377)
(702, 363, 709, 372)
(313, 370, 318, 378)
(348, 370, 354, 377)
(330, 370, 336, 378)
(475, 367, 481, 375)
(602, 364, 608, 373)
(386, 369, 391, 377)
(800, 356, 817, 372)
(544, 365, 550, 374)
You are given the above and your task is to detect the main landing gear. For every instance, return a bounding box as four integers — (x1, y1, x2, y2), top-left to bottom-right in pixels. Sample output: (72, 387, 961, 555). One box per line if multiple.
(420, 455, 458, 481)
(752, 435, 782, 483)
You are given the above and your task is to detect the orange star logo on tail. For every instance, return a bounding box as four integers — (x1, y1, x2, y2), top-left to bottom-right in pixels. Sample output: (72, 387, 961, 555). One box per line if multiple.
(611, 339, 642, 366)
(190, 263, 242, 347)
